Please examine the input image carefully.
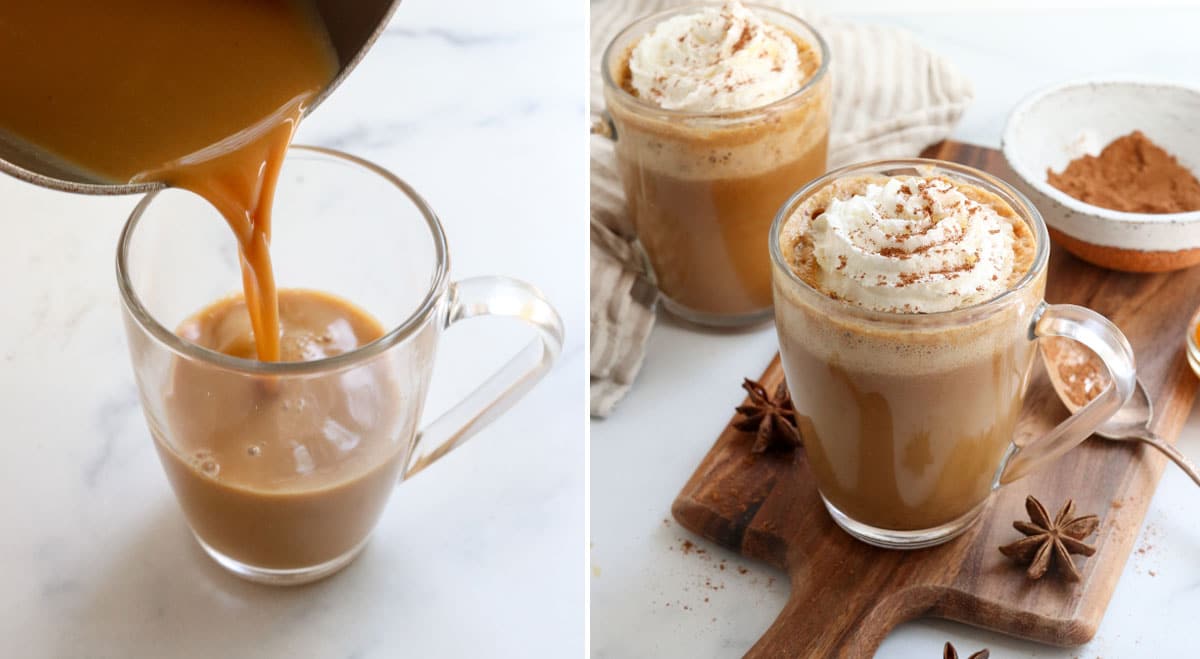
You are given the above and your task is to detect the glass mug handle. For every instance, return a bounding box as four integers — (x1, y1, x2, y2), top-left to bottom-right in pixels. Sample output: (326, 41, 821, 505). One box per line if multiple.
(591, 111, 617, 140)
(998, 302, 1137, 484)
(405, 276, 564, 478)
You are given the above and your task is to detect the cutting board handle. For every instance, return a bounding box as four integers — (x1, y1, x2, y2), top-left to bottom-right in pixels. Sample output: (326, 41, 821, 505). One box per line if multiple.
(745, 553, 937, 658)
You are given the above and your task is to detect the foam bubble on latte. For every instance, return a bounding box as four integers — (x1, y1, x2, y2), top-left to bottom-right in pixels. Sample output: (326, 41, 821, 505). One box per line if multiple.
(627, 0, 807, 112)
(787, 176, 1019, 313)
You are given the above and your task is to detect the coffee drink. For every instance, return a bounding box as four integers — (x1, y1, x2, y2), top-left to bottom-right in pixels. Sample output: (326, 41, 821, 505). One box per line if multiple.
(604, 0, 830, 324)
(156, 289, 410, 569)
(0, 2, 404, 574)
(6, 2, 567, 582)
(774, 173, 1043, 532)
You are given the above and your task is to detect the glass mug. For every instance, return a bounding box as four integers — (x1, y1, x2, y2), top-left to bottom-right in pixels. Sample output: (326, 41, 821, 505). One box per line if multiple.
(599, 3, 832, 327)
(117, 146, 564, 584)
(770, 159, 1136, 549)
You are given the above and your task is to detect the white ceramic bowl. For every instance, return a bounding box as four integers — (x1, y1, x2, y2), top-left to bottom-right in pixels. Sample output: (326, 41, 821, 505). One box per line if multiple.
(1001, 79, 1200, 272)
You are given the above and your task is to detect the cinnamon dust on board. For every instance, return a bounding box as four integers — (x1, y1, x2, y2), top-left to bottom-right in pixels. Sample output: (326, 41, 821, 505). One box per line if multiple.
(1047, 131, 1200, 214)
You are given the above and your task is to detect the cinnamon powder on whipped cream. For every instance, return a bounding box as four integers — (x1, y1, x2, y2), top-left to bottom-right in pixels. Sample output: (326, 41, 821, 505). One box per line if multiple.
(780, 175, 1035, 314)
(622, 0, 816, 112)
(1047, 130, 1200, 214)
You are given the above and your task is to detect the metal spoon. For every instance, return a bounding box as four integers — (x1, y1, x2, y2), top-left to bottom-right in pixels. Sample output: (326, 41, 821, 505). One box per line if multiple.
(1042, 337, 1200, 486)
(0, 0, 399, 195)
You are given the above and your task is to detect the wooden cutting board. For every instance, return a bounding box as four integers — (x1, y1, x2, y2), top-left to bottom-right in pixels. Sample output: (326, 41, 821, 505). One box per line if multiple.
(671, 141, 1200, 657)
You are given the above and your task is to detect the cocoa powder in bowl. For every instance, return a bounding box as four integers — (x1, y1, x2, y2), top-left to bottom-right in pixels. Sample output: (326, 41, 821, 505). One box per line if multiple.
(1047, 130, 1200, 214)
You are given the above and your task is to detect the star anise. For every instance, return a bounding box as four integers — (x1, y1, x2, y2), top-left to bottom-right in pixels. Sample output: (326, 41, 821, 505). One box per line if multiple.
(733, 378, 801, 454)
(943, 642, 989, 659)
(998, 495, 1099, 581)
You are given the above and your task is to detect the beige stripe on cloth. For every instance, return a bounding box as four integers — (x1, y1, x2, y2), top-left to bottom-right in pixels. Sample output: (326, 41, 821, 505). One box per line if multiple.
(590, 0, 974, 417)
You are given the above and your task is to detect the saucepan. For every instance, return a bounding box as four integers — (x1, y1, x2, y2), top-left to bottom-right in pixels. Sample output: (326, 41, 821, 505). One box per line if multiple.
(0, 0, 400, 195)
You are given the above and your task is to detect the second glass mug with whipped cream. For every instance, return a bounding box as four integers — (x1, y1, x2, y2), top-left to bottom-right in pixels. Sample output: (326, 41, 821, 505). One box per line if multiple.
(600, 1, 831, 327)
(771, 159, 1136, 549)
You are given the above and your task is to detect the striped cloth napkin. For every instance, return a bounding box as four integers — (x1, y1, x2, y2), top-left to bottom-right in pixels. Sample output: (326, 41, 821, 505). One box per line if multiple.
(591, 0, 974, 417)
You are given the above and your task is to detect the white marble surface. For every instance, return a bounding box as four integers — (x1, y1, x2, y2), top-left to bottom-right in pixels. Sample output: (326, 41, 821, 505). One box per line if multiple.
(591, 7, 1200, 658)
(0, 1, 584, 657)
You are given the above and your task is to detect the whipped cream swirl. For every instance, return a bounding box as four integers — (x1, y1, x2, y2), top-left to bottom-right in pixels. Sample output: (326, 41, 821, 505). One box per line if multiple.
(801, 177, 1018, 313)
(628, 0, 807, 112)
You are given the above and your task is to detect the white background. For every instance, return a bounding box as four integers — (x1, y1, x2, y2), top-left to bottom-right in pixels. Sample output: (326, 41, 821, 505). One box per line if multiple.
(590, 3, 1200, 658)
(0, 0, 586, 657)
